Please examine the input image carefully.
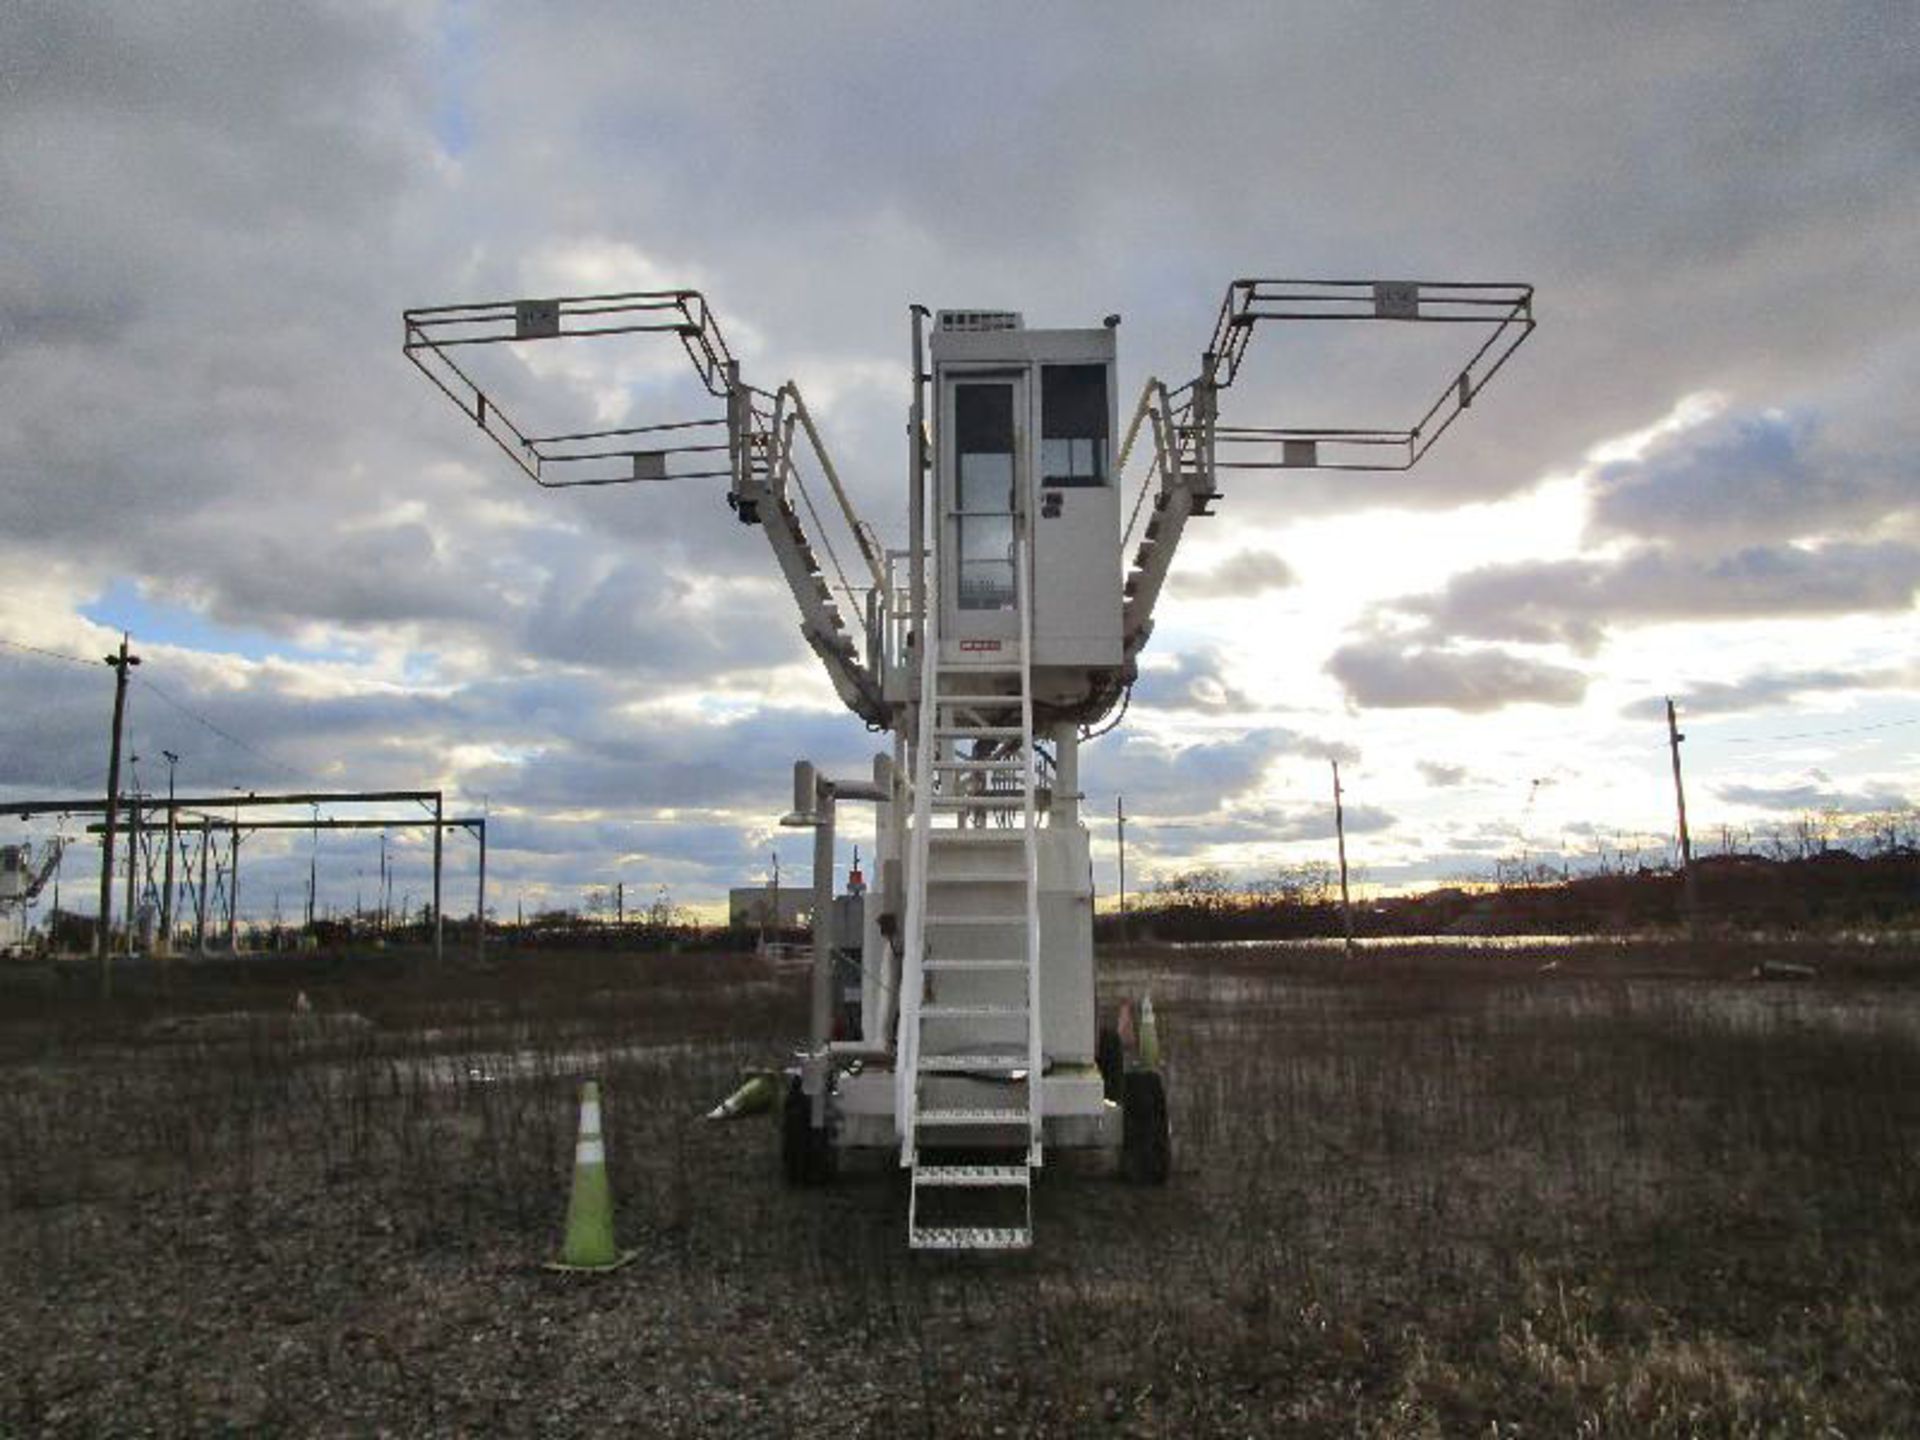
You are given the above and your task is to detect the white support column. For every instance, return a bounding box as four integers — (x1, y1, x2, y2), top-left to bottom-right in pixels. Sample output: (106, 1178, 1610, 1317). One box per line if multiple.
(1051, 722, 1080, 828)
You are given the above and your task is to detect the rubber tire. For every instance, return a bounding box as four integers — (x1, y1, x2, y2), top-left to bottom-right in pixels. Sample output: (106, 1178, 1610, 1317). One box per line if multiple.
(1121, 1070, 1171, 1185)
(1096, 1026, 1125, 1102)
(781, 1077, 835, 1186)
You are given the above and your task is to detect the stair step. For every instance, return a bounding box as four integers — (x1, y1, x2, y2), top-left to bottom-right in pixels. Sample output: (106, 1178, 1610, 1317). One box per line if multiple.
(922, 958, 1027, 972)
(933, 794, 1026, 809)
(913, 1164, 1029, 1188)
(934, 691, 1022, 704)
(918, 1053, 1029, 1073)
(934, 725, 1023, 739)
(916, 1106, 1029, 1125)
(909, 1226, 1031, 1251)
(928, 830, 1024, 845)
(921, 1002, 1028, 1020)
(925, 913, 1026, 926)
(931, 759, 1025, 772)
(928, 870, 1023, 883)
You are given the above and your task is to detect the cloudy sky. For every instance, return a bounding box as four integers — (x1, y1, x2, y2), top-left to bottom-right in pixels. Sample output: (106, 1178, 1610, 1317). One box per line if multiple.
(2, 2, 1915, 926)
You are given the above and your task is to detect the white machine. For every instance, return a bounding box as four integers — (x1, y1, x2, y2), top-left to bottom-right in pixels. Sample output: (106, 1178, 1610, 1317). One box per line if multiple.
(0, 839, 62, 956)
(406, 278, 1534, 1248)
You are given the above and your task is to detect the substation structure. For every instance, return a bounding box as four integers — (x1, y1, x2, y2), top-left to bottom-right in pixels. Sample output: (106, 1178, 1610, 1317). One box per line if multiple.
(6, 790, 486, 969)
(407, 276, 1535, 1248)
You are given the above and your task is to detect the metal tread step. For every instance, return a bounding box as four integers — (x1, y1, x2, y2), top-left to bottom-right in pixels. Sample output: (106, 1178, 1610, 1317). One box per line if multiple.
(909, 1225, 1031, 1251)
(927, 870, 1023, 883)
(912, 1164, 1030, 1188)
(920, 1002, 1028, 1020)
(932, 794, 1027, 809)
(933, 725, 1023, 739)
(915, 1106, 1030, 1125)
(918, 1052, 1029, 1073)
(927, 830, 1025, 845)
(922, 958, 1027, 972)
(930, 759, 1025, 771)
(924, 912, 1027, 926)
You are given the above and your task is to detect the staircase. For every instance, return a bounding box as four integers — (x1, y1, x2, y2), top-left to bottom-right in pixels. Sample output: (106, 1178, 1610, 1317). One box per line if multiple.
(899, 539, 1044, 1250)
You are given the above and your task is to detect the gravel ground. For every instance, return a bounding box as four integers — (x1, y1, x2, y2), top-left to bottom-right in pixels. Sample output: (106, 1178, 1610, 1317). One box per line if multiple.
(5, 941, 1920, 1434)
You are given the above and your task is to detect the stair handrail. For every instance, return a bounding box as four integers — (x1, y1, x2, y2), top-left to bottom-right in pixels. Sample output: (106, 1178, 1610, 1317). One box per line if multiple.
(1117, 376, 1169, 552)
(781, 383, 887, 593)
(1017, 509, 1044, 1162)
(894, 544, 940, 1162)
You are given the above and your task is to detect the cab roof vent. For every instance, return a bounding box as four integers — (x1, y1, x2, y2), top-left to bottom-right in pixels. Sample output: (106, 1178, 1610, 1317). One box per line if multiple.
(937, 310, 1024, 332)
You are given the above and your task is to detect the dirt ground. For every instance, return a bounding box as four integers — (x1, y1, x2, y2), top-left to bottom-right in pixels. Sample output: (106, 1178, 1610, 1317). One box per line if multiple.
(3, 938, 1919, 1435)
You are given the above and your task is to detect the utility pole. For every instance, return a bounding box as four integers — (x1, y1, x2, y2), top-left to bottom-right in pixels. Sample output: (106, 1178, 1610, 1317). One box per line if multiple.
(97, 633, 139, 995)
(305, 803, 318, 933)
(49, 820, 62, 932)
(474, 820, 487, 965)
(1115, 795, 1128, 946)
(431, 793, 444, 964)
(1331, 760, 1354, 955)
(616, 880, 624, 927)
(159, 750, 178, 959)
(194, 821, 210, 952)
(227, 825, 241, 952)
(124, 780, 141, 957)
(766, 851, 779, 950)
(1665, 698, 1700, 939)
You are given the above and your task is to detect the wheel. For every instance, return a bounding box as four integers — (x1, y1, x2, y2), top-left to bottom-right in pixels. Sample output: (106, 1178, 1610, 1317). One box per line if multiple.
(1096, 1026, 1125, 1102)
(780, 1076, 835, 1185)
(1121, 1070, 1170, 1185)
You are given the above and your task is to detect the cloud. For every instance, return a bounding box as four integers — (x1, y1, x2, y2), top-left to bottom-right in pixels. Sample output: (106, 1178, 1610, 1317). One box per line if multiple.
(1130, 647, 1259, 715)
(1621, 664, 1919, 720)
(1416, 760, 1471, 787)
(1590, 408, 1916, 550)
(1080, 727, 1299, 821)
(517, 560, 807, 679)
(5, 3, 1920, 909)
(1391, 542, 1919, 653)
(1327, 640, 1588, 712)
(1714, 779, 1912, 814)
(1194, 802, 1395, 845)
(1174, 549, 1296, 600)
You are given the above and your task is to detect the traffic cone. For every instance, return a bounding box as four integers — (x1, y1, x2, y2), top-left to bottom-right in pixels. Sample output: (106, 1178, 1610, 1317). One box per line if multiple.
(546, 1080, 638, 1273)
(703, 1071, 778, 1122)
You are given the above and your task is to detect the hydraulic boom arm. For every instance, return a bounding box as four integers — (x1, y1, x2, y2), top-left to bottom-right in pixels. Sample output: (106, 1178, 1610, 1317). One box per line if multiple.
(1117, 277, 1534, 662)
(402, 290, 888, 726)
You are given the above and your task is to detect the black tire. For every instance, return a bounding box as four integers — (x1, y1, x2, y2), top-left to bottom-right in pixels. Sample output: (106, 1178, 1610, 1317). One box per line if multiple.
(1096, 1026, 1125, 1102)
(1121, 1070, 1171, 1185)
(781, 1076, 835, 1186)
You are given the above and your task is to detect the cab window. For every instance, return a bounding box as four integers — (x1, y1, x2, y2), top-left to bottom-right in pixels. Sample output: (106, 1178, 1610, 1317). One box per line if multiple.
(1041, 365, 1108, 487)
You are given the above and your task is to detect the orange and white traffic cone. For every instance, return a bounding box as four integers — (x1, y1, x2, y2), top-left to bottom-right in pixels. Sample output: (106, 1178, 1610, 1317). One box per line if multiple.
(546, 1080, 638, 1272)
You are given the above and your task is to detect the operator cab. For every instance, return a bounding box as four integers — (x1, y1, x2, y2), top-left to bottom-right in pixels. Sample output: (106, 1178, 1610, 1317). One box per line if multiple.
(931, 311, 1122, 698)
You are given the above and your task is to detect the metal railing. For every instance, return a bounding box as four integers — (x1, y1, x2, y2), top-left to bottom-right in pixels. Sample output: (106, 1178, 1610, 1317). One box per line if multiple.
(401, 289, 757, 488)
(895, 545, 940, 1161)
(1017, 514, 1043, 1162)
(1196, 278, 1535, 472)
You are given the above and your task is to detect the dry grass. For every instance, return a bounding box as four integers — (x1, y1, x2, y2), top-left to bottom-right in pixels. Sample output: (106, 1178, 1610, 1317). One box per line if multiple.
(2, 939, 1918, 1434)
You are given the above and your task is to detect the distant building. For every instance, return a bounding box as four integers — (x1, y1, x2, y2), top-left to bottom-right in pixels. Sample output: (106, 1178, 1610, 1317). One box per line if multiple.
(728, 885, 813, 929)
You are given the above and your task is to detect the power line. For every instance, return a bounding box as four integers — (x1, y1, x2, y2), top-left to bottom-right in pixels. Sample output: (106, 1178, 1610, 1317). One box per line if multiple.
(0, 635, 98, 667)
(1715, 715, 1920, 746)
(3, 633, 307, 784)
(134, 675, 308, 785)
